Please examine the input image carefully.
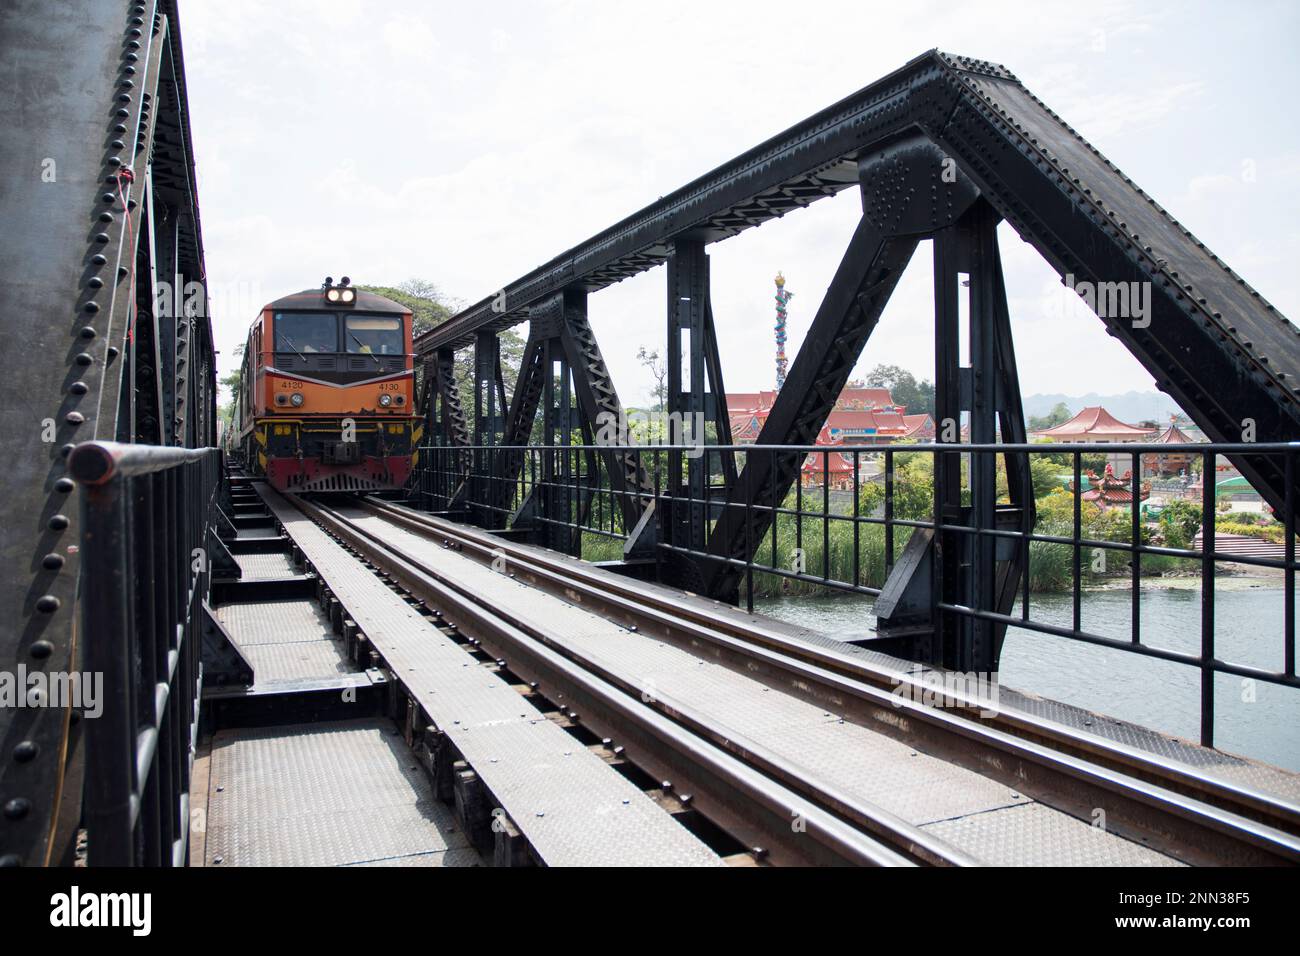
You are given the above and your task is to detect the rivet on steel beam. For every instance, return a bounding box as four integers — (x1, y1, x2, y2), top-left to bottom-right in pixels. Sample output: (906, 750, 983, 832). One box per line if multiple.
(29, 641, 53, 660)
(47, 515, 69, 531)
(35, 596, 59, 614)
(12, 742, 37, 763)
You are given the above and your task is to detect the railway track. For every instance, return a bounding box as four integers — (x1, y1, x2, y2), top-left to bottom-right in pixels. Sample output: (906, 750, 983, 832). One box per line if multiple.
(282, 492, 1300, 866)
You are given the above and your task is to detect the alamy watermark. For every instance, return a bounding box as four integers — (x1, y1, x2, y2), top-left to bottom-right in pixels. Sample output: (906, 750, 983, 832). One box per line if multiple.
(0, 666, 102, 718)
(1064, 273, 1151, 328)
(890, 664, 1000, 718)
(593, 409, 707, 459)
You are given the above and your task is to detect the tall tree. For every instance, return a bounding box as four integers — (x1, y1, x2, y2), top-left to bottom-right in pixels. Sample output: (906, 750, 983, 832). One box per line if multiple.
(862, 363, 935, 416)
(637, 345, 667, 411)
(1028, 401, 1072, 432)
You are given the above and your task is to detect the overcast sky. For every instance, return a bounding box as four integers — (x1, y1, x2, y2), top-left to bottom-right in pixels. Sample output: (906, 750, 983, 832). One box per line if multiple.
(182, 0, 1300, 412)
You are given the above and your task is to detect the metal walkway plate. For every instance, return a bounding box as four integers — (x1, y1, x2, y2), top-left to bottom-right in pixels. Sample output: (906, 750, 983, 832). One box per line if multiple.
(235, 552, 298, 580)
(216, 599, 354, 684)
(258, 487, 722, 867)
(206, 718, 481, 867)
(338, 505, 1182, 867)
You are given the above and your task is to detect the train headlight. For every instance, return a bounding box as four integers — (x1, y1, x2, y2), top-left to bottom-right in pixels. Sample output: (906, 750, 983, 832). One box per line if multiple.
(290, 392, 304, 407)
(323, 276, 357, 305)
(378, 393, 393, 407)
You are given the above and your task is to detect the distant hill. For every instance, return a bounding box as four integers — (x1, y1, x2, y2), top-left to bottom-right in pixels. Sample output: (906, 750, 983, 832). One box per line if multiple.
(1022, 390, 1182, 424)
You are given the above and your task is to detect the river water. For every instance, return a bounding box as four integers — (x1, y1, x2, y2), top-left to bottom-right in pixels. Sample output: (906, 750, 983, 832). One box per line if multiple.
(757, 579, 1299, 772)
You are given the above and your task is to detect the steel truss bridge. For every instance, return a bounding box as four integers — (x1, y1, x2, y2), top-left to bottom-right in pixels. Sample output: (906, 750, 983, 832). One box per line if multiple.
(1, 0, 1298, 868)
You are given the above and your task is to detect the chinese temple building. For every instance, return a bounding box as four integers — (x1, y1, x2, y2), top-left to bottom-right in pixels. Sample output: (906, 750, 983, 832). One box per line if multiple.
(1031, 405, 1155, 442)
(726, 385, 933, 445)
(1070, 463, 1151, 509)
(800, 427, 858, 489)
(1143, 420, 1197, 477)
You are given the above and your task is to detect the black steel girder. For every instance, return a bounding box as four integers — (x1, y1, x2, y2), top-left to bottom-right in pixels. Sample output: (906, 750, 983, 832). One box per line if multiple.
(0, 0, 210, 867)
(415, 50, 1298, 514)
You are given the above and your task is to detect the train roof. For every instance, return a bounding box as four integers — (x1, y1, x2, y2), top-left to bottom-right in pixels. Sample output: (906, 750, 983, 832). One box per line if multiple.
(262, 288, 410, 314)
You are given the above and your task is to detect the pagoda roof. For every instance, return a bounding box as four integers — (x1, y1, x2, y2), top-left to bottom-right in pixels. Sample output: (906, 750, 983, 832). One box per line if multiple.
(1034, 406, 1154, 438)
(1153, 422, 1196, 444)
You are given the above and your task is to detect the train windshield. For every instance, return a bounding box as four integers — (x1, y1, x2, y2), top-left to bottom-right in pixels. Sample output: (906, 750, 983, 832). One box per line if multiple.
(345, 315, 403, 356)
(274, 312, 338, 354)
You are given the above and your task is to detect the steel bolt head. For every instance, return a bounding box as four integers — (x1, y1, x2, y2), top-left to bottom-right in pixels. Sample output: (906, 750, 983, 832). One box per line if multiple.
(13, 741, 38, 763)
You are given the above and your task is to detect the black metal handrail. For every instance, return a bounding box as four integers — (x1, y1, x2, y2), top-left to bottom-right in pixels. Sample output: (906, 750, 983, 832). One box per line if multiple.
(412, 439, 1299, 748)
(69, 440, 224, 866)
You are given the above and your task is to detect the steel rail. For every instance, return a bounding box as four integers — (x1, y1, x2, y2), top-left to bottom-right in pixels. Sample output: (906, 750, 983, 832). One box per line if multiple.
(357, 496, 1300, 866)
(286, 494, 975, 867)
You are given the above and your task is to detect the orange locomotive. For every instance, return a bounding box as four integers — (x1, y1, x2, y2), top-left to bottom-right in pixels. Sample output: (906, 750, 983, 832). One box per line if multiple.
(235, 278, 421, 492)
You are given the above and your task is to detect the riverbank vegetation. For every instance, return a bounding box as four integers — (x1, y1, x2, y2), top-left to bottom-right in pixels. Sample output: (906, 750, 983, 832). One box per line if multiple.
(575, 449, 1259, 597)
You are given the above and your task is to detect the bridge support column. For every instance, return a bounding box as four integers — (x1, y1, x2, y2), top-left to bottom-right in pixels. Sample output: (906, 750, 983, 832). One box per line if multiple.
(666, 240, 737, 561)
(424, 347, 470, 512)
(473, 330, 506, 528)
(879, 198, 1031, 673)
(538, 317, 580, 553)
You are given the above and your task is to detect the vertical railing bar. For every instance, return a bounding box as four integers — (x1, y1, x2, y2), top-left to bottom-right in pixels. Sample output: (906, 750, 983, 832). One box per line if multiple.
(1286, 449, 1296, 678)
(852, 450, 860, 589)
(1201, 449, 1216, 748)
(745, 450, 754, 615)
(1131, 449, 1141, 645)
(1073, 450, 1082, 634)
(823, 450, 830, 582)
(884, 448, 894, 574)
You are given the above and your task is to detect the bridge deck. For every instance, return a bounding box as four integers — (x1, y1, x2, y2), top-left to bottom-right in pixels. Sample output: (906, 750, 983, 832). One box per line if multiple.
(272, 493, 1188, 866)
(253, 487, 723, 867)
(216, 599, 354, 683)
(204, 718, 482, 867)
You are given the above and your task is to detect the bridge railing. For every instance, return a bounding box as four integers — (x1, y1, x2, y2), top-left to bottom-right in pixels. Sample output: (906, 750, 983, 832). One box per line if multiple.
(69, 441, 224, 866)
(413, 439, 1298, 747)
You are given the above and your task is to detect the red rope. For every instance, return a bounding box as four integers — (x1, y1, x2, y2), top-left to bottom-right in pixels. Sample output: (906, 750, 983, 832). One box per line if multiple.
(116, 167, 136, 343)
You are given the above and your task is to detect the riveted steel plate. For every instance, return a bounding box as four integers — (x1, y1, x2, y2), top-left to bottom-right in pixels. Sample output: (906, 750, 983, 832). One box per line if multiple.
(920, 802, 1184, 867)
(259, 488, 722, 867)
(206, 719, 480, 867)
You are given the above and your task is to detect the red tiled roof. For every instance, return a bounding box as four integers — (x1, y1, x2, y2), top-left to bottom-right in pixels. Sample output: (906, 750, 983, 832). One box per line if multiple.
(836, 386, 896, 409)
(902, 414, 934, 437)
(1154, 423, 1195, 444)
(728, 412, 762, 441)
(1072, 465, 1150, 504)
(727, 386, 898, 414)
(727, 392, 765, 412)
(1034, 406, 1154, 438)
